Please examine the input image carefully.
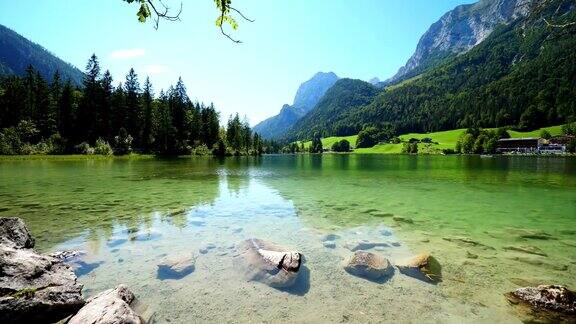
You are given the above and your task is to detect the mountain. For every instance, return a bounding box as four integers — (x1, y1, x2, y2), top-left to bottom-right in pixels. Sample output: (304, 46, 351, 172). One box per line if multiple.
(388, 0, 536, 84)
(0, 24, 84, 85)
(351, 0, 574, 133)
(284, 79, 380, 140)
(254, 72, 339, 139)
(289, 0, 575, 139)
(250, 104, 304, 140)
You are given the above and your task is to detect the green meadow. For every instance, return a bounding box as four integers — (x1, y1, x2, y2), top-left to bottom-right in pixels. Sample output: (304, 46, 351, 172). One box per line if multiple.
(303, 125, 565, 154)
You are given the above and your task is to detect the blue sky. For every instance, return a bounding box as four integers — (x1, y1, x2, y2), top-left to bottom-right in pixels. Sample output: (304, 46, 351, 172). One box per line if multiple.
(0, 0, 475, 125)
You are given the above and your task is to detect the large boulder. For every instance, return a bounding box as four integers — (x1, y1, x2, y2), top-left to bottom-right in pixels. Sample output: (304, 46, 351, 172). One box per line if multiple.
(157, 254, 196, 280)
(506, 285, 575, 319)
(0, 234, 84, 323)
(236, 238, 302, 288)
(68, 284, 141, 324)
(344, 251, 393, 281)
(396, 252, 442, 283)
(0, 217, 35, 249)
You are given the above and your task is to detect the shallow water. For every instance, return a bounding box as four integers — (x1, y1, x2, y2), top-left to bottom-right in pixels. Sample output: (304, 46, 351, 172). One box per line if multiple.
(1, 155, 575, 323)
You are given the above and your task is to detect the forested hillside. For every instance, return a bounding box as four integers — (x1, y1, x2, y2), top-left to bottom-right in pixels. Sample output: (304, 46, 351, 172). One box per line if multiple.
(284, 79, 380, 140)
(0, 55, 268, 156)
(0, 24, 84, 85)
(290, 0, 576, 140)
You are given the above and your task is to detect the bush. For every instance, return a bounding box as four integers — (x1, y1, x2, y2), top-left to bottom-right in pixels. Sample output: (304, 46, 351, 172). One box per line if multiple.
(402, 142, 418, 154)
(356, 127, 378, 148)
(212, 138, 227, 156)
(442, 148, 456, 155)
(114, 128, 133, 155)
(94, 138, 113, 155)
(74, 142, 94, 155)
(567, 138, 576, 153)
(47, 133, 66, 154)
(192, 144, 210, 156)
(309, 133, 323, 153)
(331, 139, 351, 152)
(561, 122, 576, 136)
(540, 130, 552, 140)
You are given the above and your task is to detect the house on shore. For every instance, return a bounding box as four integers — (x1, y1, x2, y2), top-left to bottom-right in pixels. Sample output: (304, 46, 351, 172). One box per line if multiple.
(497, 137, 567, 154)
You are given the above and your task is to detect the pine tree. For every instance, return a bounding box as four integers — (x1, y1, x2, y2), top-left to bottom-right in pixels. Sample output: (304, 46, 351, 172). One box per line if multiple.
(76, 54, 102, 143)
(124, 68, 141, 145)
(100, 71, 114, 140)
(142, 77, 154, 152)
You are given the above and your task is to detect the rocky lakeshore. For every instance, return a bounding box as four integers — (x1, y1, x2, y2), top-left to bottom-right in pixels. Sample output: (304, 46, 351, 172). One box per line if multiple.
(2, 216, 575, 323)
(0, 217, 145, 323)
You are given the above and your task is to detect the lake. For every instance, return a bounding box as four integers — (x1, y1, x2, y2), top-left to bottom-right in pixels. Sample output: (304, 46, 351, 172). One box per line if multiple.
(1, 155, 575, 322)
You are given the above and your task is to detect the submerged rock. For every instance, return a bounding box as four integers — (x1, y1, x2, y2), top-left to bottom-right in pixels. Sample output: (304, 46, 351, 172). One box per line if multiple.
(236, 238, 302, 288)
(49, 250, 86, 261)
(393, 216, 414, 224)
(323, 241, 336, 249)
(157, 254, 196, 280)
(0, 218, 84, 323)
(344, 240, 390, 252)
(344, 251, 393, 281)
(503, 245, 547, 257)
(396, 253, 442, 283)
(0, 217, 35, 248)
(506, 285, 575, 320)
(321, 233, 340, 242)
(68, 284, 141, 324)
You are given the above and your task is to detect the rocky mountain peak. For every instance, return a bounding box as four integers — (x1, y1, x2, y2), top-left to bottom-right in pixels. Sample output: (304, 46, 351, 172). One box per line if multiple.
(388, 0, 538, 83)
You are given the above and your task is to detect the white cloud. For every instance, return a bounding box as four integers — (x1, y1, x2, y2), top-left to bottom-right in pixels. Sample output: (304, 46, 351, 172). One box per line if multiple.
(109, 48, 146, 60)
(143, 64, 169, 75)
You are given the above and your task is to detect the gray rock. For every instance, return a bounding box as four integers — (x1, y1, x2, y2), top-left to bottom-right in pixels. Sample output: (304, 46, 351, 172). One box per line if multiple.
(68, 284, 141, 324)
(235, 238, 302, 288)
(344, 251, 393, 281)
(0, 242, 84, 323)
(49, 250, 86, 261)
(506, 285, 575, 318)
(0, 217, 35, 248)
(157, 254, 196, 280)
(344, 240, 390, 252)
(323, 241, 336, 249)
(321, 233, 340, 242)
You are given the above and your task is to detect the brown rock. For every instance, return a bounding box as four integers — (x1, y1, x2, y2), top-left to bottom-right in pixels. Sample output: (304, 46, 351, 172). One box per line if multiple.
(236, 238, 302, 288)
(506, 285, 575, 320)
(396, 252, 442, 283)
(157, 254, 196, 280)
(344, 251, 393, 281)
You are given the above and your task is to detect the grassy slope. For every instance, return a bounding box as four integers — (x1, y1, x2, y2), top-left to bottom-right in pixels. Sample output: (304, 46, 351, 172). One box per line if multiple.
(302, 125, 564, 154)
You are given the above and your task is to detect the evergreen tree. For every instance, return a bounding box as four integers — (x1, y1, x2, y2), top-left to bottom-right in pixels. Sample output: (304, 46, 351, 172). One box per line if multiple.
(77, 54, 102, 143)
(124, 68, 141, 145)
(141, 77, 154, 152)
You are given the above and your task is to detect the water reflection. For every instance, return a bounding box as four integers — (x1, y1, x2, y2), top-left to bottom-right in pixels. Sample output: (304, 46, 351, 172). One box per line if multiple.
(0, 155, 575, 322)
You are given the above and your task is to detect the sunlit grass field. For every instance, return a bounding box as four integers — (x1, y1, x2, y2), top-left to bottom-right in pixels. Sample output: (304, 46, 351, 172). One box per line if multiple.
(302, 125, 565, 154)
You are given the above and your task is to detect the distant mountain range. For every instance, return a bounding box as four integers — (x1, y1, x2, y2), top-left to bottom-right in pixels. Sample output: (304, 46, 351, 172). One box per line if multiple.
(253, 72, 339, 139)
(0, 24, 84, 85)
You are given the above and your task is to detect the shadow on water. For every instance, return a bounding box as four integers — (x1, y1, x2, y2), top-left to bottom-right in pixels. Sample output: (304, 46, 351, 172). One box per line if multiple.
(276, 265, 311, 296)
(74, 260, 105, 277)
(345, 267, 396, 284)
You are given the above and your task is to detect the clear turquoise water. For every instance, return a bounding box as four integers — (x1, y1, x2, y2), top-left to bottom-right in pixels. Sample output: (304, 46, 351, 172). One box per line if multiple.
(0, 155, 574, 322)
